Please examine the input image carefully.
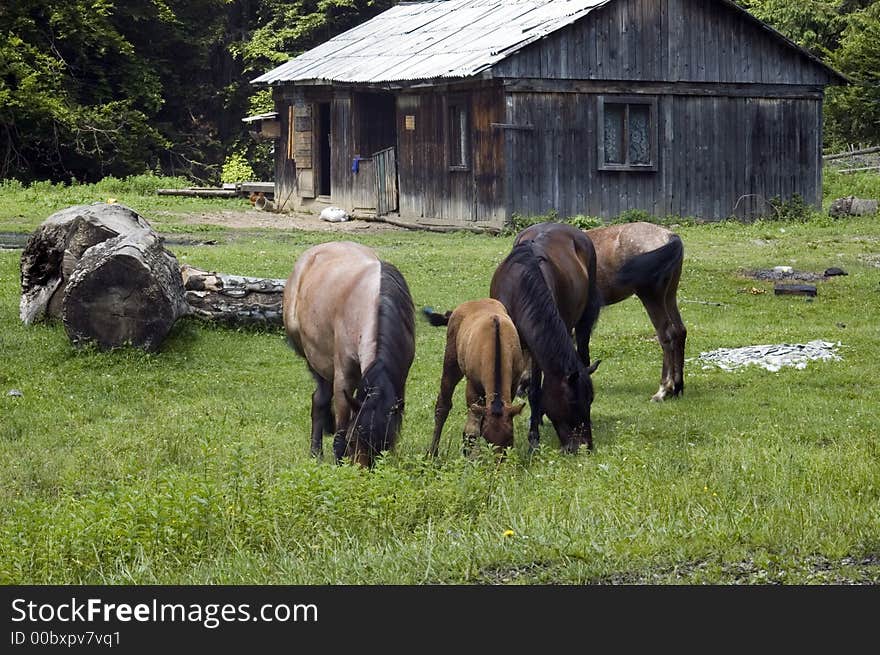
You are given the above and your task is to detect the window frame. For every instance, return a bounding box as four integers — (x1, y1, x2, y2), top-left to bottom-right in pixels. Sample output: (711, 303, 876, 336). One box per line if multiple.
(446, 95, 470, 171)
(597, 95, 659, 172)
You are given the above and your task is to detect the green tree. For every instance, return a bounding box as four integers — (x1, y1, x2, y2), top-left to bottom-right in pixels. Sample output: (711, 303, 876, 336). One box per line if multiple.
(825, 2, 880, 148)
(0, 0, 169, 181)
(738, 0, 847, 56)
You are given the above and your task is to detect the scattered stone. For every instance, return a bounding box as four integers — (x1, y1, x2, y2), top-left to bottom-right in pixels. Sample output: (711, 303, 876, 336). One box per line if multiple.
(829, 196, 879, 218)
(859, 254, 880, 268)
(823, 267, 848, 277)
(7, 389, 23, 397)
(694, 340, 842, 372)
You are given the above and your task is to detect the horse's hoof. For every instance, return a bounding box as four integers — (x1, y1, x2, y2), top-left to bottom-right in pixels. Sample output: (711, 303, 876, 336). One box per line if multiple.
(651, 389, 669, 402)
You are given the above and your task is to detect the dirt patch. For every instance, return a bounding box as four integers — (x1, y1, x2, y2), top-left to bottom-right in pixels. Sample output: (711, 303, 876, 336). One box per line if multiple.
(151, 208, 404, 233)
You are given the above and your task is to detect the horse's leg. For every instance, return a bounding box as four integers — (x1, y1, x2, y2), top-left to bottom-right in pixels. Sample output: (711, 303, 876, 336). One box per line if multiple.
(527, 362, 543, 452)
(666, 266, 687, 396)
(331, 369, 356, 464)
(308, 369, 333, 459)
(462, 380, 483, 456)
(429, 343, 463, 457)
(638, 291, 677, 402)
(575, 297, 601, 367)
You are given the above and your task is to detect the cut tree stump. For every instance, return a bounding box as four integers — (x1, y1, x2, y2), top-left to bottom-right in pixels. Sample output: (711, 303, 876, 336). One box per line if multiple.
(62, 229, 190, 350)
(20, 203, 190, 350)
(181, 265, 285, 326)
(19, 203, 154, 324)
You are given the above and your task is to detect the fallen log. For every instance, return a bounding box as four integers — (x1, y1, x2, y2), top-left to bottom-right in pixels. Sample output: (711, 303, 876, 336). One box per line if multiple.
(156, 188, 239, 198)
(181, 265, 285, 326)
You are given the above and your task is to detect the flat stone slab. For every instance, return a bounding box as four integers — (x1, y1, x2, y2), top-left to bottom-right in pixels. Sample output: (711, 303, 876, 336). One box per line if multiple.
(694, 340, 842, 372)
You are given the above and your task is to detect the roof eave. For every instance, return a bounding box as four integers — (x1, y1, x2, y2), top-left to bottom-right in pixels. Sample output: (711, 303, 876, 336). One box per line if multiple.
(717, 0, 848, 86)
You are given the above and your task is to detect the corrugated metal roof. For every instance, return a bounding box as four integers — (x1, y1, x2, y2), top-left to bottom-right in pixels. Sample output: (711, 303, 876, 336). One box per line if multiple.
(251, 0, 612, 85)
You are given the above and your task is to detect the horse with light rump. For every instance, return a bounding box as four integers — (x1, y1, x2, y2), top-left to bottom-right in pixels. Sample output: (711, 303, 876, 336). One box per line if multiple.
(283, 241, 415, 467)
(585, 222, 686, 401)
(425, 299, 525, 455)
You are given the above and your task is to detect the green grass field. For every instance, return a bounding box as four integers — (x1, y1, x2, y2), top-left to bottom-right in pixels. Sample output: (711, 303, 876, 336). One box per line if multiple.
(1, 176, 879, 584)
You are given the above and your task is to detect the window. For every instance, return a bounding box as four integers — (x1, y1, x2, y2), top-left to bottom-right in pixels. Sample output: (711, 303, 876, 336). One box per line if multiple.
(598, 96, 658, 171)
(447, 99, 469, 170)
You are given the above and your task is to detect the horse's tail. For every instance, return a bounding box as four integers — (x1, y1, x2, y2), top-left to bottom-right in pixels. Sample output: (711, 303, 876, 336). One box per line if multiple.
(615, 234, 683, 290)
(422, 306, 451, 326)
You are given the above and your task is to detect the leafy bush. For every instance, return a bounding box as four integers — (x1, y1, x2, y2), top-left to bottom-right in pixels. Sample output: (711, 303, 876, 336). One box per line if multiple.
(502, 210, 558, 235)
(767, 194, 819, 223)
(221, 152, 256, 184)
(567, 214, 603, 230)
(614, 208, 653, 224)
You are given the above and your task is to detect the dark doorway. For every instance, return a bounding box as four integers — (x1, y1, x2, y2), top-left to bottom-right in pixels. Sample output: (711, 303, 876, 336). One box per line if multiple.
(318, 102, 331, 197)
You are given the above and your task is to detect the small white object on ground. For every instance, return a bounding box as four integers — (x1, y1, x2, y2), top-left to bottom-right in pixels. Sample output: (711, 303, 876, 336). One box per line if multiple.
(693, 340, 842, 372)
(319, 206, 350, 223)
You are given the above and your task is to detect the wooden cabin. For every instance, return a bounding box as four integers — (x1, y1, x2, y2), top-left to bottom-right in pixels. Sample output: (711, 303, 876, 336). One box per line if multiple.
(252, 0, 845, 227)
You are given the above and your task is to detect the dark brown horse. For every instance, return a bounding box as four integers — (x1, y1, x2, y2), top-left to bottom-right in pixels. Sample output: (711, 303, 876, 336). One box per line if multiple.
(490, 222, 601, 453)
(585, 222, 686, 401)
(425, 299, 525, 455)
(283, 241, 415, 467)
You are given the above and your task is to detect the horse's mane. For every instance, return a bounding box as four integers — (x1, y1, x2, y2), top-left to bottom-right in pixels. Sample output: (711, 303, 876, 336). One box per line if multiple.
(376, 261, 415, 389)
(491, 317, 503, 416)
(495, 242, 580, 376)
(354, 261, 415, 456)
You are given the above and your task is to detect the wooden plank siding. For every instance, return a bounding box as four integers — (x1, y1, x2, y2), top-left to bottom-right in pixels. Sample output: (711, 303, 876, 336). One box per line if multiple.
(492, 0, 837, 86)
(504, 91, 823, 220)
(398, 86, 506, 224)
(273, 89, 299, 212)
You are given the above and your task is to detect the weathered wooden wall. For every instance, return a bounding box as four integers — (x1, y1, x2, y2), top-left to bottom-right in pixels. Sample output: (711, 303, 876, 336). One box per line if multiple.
(273, 89, 298, 212)
(503, 91, 822, 220)
(493, 0, 837, 86)
(397, 86, 505, 224)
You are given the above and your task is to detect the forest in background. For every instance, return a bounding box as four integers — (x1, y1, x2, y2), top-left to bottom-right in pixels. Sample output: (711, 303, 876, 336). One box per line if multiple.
(1, 0, 878, 185)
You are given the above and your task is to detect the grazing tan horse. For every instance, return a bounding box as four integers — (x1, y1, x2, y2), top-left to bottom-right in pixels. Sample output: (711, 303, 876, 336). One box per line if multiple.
(283, 241, 415, 467)
(491, 222, 602, 453)
(425, 299, 525, 455)
(585, 222, 686, 401)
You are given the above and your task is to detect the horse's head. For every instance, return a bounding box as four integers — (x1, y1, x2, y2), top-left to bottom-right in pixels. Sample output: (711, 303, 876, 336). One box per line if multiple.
(469, 399, 526, 452)
(541, 360, 600, 452)
(344, 363, 405, 467)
